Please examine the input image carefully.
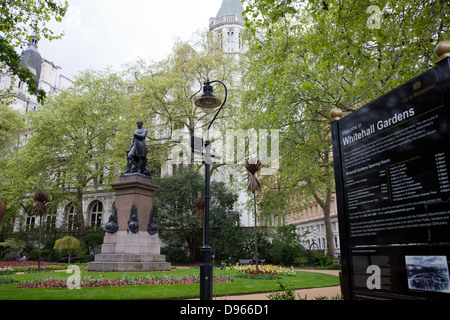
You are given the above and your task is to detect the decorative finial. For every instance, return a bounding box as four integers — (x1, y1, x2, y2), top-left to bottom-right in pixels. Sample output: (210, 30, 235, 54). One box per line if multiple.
(330, 108, 343, 121)
(436, 40, 450, 61)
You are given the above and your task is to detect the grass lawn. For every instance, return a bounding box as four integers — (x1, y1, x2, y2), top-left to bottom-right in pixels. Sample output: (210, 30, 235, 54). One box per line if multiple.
(0, 267, 340, 300)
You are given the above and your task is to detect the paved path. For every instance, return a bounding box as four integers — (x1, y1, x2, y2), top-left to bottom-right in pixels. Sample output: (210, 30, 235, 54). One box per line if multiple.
(192, 269, 342, 300)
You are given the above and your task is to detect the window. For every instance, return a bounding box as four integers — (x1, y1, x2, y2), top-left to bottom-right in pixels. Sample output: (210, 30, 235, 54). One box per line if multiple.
(227, 30, 234, 51)
(46, 213, 56, 231)
(334, 236, 339, 249)
(25, 216, 35, 231)
(67, 205, 77, 231)
(90, 201, 103, 228)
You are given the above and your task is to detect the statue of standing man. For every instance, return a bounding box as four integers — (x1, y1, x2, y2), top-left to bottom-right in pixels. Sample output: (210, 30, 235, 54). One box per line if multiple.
(123, 120, 151, 177)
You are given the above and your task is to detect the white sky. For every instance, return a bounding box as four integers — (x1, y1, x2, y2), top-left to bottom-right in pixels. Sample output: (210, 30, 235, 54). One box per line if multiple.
(38, 0, 224, 79)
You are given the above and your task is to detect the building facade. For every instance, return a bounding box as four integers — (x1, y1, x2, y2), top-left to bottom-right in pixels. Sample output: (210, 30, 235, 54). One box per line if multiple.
(287, 196, 341, 257)
(209, 0, 246, 57)
(0, 35, 73, 114)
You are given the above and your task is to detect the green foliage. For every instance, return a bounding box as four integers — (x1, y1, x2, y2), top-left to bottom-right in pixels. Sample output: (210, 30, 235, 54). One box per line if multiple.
(240, 0, 449, 258)
(153, 169, 203, 262)
(8, 69, 127, 243)
(0, 0, 68, 103)
(54, 235, 81, 263)
(0, 237, 26, 258)
(153, 169, 242, 262)
(209, 181, 245, 261)
(54, 236, 81, 251)
(241, 231, 271, 260)
(84, 227, 105, 255)
(294, 249, 339, 269)
(269, 225, 303, 266)
(267, 281, 296, 300)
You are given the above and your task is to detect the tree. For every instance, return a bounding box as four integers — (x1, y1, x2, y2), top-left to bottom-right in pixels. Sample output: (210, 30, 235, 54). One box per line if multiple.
(269, 225, 303, 266)
(11, 69, 127, 244)
(0, 104, 26, 227)
(29, 191, 51, 270)
(0, 237, 26, 259)
(0, 0, 68, 103)
(53, 235, 80, 264)
(120, 31, 241, 172)
(153, 169, 204, 262)
(240, 0, 449, 257)
(209, 180, 244, 262)
(153, 169, 241, 262)
(244, 159, 262, 272)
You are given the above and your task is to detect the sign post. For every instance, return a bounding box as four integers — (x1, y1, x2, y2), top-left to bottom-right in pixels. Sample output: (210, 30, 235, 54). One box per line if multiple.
(332, 43, 450, 300)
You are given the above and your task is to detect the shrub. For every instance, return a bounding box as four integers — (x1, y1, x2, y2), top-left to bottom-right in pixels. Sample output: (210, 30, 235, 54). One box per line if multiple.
(53, 236, 81, 264)
(294, 249, 339, 269)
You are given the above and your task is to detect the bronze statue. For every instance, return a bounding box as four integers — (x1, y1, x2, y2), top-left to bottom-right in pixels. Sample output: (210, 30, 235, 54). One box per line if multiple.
(127, 204, 139, 234)
(105, 208, 118, 234)
(123, 120, 151, 176)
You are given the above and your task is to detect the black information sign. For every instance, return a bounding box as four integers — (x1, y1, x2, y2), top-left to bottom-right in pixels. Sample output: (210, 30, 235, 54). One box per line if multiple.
(332, 58, 450, 300)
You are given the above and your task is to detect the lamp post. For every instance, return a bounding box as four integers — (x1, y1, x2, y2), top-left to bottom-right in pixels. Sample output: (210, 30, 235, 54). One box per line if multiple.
(194, 79, 227, 300)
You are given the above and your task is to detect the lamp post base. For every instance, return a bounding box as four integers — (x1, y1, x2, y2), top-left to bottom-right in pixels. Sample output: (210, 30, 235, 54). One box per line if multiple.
(200, 245, 213, 300)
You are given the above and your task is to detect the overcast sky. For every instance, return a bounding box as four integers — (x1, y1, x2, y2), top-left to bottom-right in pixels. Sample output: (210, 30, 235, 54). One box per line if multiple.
(38, 0, 224, 79)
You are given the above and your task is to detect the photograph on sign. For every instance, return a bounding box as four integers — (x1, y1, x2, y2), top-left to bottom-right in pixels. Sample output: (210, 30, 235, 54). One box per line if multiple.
(405, 255, 450, 294)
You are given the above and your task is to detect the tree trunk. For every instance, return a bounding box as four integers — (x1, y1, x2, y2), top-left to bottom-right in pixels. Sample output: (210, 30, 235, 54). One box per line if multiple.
(253, 192, 259, 273)
(76, 186, 86, 244)
(323, 188, 335, 258)
(307, 179, 335, 257)
(38, 215, 42, 271)
(0, 202, 6, 227)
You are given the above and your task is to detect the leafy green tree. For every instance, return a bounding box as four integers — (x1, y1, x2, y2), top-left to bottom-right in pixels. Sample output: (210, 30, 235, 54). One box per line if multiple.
(240, 0, 449, 257)
(10, 69, 127, 244)
(120, 31, 241, 172)
(0, 0, 68, 103)
(0, 237, 26, 259)
(53, 235, 80, 264)
(241, 231, 272, 261)
(153, 169, 204, 262)
(0, 104, 26, 227)
(209, 180, 244, 262)
(269, 225, 303, 266)
(153, 169, 242, 262)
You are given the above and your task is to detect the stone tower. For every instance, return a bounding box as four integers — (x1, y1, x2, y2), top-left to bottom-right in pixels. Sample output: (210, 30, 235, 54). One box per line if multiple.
(209, 0, 246, 57)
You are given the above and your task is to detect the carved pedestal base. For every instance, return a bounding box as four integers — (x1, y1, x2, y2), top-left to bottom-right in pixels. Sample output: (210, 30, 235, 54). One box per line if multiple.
(88, 174, 171, 272)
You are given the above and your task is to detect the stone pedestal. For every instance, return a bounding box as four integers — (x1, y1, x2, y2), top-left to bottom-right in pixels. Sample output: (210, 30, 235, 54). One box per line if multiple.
(88, 174, 171, 272)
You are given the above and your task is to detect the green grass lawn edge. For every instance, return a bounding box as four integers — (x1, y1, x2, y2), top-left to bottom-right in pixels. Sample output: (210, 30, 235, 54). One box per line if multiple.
(0, 268, 340, 300)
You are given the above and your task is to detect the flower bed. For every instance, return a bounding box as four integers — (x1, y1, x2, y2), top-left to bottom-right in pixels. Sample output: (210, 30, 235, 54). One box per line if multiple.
(17, 274, 234, 289)
(0, 266, 14, 275)
(0, 261, 68, 273)
(236, 269, 280, 280)
(229, 264, 297, 277)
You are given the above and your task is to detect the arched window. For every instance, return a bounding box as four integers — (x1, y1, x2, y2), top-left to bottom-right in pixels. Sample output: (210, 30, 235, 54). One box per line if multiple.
(25, 216, 35, 231)
(67, 205, 77, 231)
(46, 207, 56, 231)
(90, 201, 103, 228)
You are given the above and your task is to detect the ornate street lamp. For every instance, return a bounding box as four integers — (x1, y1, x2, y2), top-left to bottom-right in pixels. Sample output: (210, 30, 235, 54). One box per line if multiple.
(193, 79, 227, 300)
